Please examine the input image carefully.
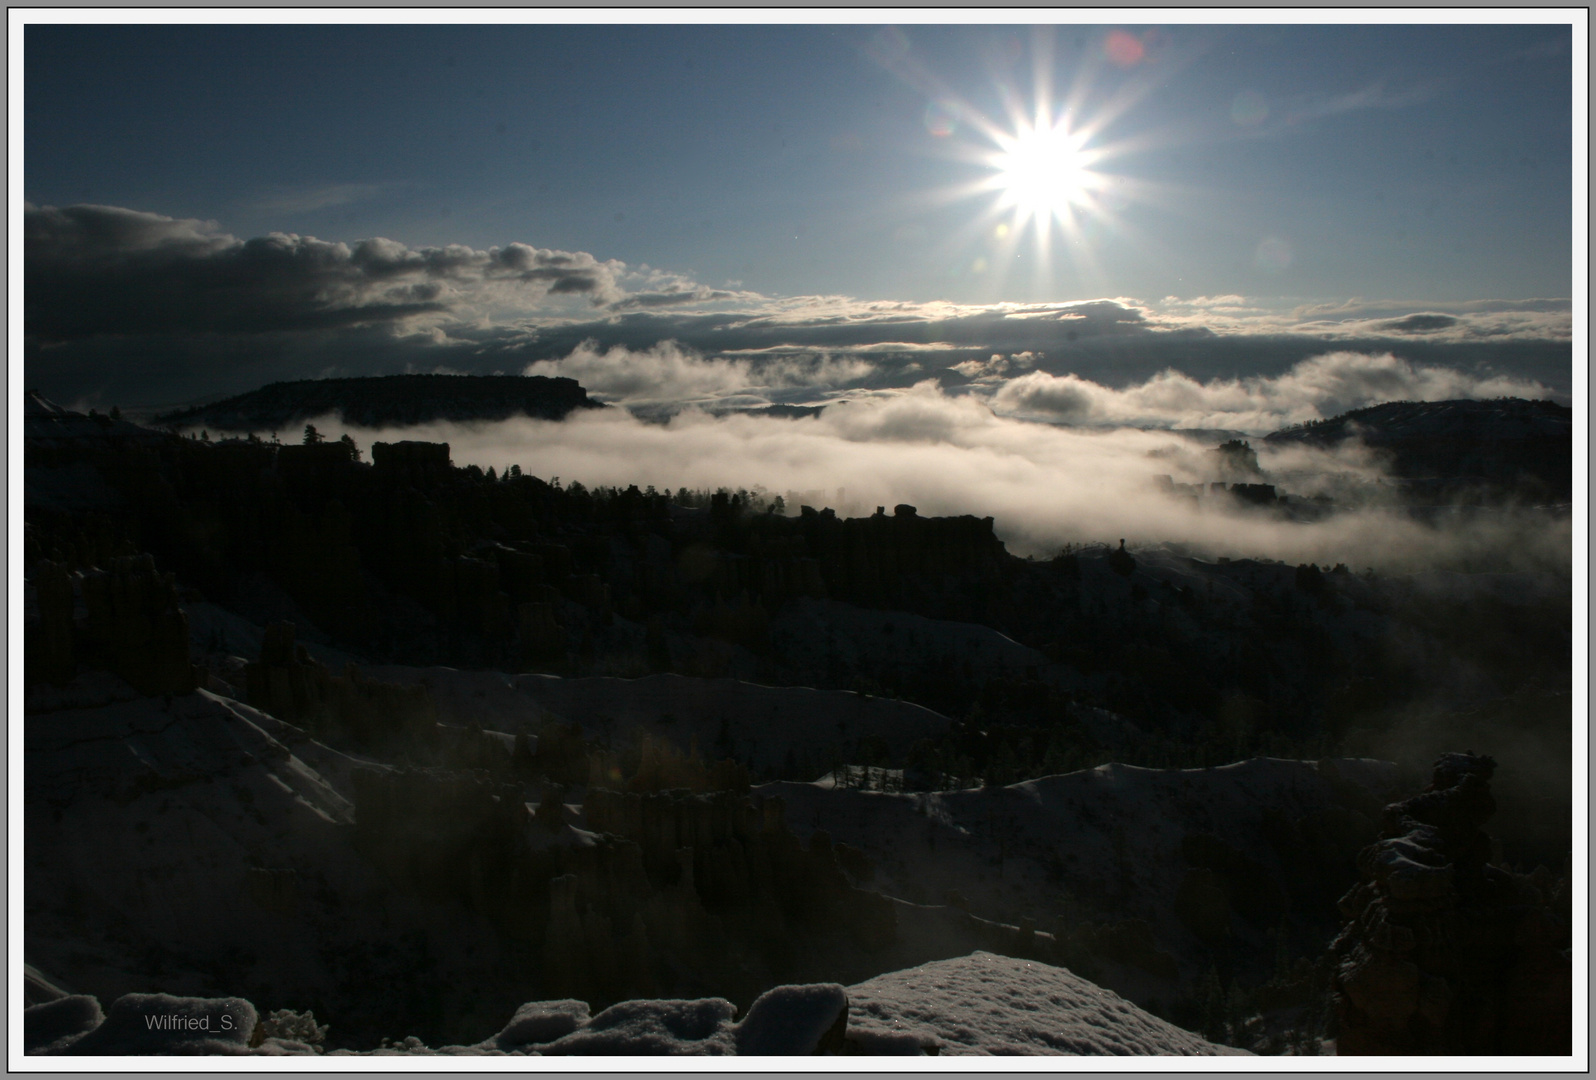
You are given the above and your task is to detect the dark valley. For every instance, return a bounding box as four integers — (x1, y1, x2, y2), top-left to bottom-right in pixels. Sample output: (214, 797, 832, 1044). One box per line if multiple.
(21, 383, 1573, 1057)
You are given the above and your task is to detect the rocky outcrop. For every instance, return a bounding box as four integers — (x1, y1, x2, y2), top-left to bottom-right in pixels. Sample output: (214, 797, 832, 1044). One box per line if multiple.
(274, 439, 358, 478)
(370, 440, 452, 487)
(80, 554, 197, 695)
(1228, 483, 1277, 506)
(795, 504, 1005, 605)
(29, 992, 259, 1055)
(245, 622, 436, 746)
(1107, 539, 1136, 577)
(27, 982, 850, 1056)
(27, 560, 77, 687)
(1328, 753, 1571, 1054)
(347, 768, 897, 1008)
(25, 554, 197, 695)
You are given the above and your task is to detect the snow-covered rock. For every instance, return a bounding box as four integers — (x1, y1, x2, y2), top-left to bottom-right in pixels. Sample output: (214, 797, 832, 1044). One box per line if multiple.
(30, 959, 1239, 1056)
(846, 952, 1248, 1055)
(52, 993, 257, 1055)
(485, 999, 591, 1048)
(733, 982, 849, 1055)
(23, 995, 104, 1055)
(536, 997, 739, 1055)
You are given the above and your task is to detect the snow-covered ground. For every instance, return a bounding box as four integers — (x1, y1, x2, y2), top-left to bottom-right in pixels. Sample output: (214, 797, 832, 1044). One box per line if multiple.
(762, 756, 1399, 989)
(361, 665, 953, 774)
(22, 675, 1334, 1056)
(767, 597, 1060, 686)
(23, 681, 519, 1044)
(26, 954, 1245, 1056)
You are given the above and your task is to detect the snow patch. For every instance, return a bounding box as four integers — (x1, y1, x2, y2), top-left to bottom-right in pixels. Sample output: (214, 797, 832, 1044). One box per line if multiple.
(845, 952, 1248, 1055)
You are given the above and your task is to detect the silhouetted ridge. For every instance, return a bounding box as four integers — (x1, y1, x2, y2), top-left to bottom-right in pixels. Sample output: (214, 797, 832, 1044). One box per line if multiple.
(1264, 398, 1570, 500)
(158, 374, 604, 431)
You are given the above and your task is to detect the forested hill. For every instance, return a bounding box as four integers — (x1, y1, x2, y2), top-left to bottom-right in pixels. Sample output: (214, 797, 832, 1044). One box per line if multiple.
(157, 373, 604, 431)
(1264, 398, 1571, 499)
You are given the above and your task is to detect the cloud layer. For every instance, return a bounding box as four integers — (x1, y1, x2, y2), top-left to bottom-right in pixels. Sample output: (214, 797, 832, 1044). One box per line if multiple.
(293, 389, 1569, 575)
(24, 203, 1573, 417)
(24, 202, 628, 342)
(521, 341, 875, 408)
(988, 351, 1556, 432)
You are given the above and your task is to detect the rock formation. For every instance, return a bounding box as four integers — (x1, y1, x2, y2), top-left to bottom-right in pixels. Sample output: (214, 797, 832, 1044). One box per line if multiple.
(795, 504, 1005, 605)
(1328, 752, 1571, 1054)
(245, 622, 436, 747)
(346, 768, 898, 1009)
(25, 553, 197, 695)
(25, 981, 856, 1055)
(370, 439, 452, 487)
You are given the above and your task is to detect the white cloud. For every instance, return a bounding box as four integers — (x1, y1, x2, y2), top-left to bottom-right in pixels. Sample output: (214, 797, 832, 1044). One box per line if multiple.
(760, 352, 875, 389)
(524, 341, 750, 405)
(523, 341, 875, 407)
(310, 382, 1569, 574)
(1146, 296, 1573, 343)
(990, 351, 1556, 433)
(951, 352, 1039, 381)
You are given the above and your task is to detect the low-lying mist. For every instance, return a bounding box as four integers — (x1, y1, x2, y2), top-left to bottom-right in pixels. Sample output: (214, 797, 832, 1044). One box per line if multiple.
(281, 381, 1568, 574)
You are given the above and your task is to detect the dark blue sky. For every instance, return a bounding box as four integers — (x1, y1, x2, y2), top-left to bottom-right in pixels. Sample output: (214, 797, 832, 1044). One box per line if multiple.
(26, 20, 1574, 305)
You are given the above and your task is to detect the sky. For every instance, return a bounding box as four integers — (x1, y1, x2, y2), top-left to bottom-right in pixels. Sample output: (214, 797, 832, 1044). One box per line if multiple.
(16, 13, 1580, 419)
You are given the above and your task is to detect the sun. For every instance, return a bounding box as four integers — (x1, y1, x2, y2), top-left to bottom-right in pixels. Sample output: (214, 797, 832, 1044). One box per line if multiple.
(988, 121, 1098, 225)
(892, 26, 1167, 294)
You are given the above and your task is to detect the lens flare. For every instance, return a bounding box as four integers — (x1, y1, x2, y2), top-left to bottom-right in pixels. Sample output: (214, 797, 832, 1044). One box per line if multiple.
(1104, 30, 1146, 67)
(924, 100, 959, 138)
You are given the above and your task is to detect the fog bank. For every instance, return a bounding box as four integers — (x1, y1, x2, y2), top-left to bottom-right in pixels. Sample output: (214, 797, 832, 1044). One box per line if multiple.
(286, 382, 1570, 574)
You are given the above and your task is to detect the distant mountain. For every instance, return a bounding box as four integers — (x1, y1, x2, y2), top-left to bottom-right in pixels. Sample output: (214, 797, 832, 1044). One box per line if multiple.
(155, 373, 604, 432)
(1264, 398, 1572, 500)
(738, 403, 827, 420)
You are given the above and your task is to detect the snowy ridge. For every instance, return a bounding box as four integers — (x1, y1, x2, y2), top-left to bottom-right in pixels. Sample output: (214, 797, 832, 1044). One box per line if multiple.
(847, 952, 1249, 1055)
(762, 756, 1399, 993)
